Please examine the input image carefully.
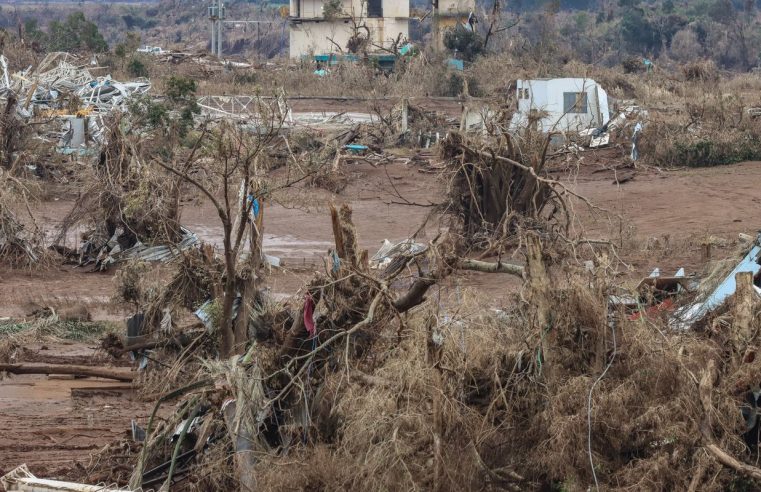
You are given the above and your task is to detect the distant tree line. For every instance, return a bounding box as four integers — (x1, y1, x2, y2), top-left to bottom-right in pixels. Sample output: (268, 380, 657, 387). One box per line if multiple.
(4, 0, 761, 72)
(24, 12, 107, 53)
(491, 0, 761, 71)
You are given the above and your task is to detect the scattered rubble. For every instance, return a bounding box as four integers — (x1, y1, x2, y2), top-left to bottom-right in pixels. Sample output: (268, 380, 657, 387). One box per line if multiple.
(1, 52, 150, 115)
(1, 465, 128, 492)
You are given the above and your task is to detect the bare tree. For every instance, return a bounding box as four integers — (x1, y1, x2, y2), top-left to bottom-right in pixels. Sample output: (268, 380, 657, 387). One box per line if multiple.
(155, 99, 287, 358)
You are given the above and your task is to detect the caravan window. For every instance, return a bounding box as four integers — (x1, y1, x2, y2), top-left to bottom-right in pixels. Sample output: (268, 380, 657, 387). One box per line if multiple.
(563, 92, 588, 113)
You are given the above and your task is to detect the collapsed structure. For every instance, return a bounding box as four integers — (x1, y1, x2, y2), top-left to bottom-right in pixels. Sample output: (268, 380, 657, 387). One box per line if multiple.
(0, 52, 149, 116)
(0, 52, 150, 156)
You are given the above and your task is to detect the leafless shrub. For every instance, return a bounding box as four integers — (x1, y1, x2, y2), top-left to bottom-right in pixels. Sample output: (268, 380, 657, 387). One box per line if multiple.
(0, 171, 50, 268)
(682, 59, 719, 82)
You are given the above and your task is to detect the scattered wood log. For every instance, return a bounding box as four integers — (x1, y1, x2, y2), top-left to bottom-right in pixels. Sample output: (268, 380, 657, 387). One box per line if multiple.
(0, 363, 134, 382)
(71, 384, 134, 397)
(457, 258, 524, 277)
(612, 172, 635, 185)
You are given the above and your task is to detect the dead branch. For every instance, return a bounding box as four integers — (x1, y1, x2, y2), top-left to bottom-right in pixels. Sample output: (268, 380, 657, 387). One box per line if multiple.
(699, 359, 761, 481)
(457, 258, 524, 277)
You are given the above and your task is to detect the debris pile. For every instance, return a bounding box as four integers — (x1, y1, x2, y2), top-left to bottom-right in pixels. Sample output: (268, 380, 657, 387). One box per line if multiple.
(55, 116, 192, 270)
(1, 52, 150, 116)
(31, 220, 761, 491)
(440, 129, 567, 247)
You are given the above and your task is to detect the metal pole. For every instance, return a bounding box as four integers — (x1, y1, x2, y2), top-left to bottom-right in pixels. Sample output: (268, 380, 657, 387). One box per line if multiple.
(217, 0, 224, 57)
(218, 20, 223, 56)
(211, 17, 216, 55)
(401, 97, 408, 133)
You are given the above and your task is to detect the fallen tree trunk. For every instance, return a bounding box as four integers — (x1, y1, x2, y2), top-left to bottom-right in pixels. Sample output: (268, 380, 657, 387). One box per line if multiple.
(0, 363, 134, 382)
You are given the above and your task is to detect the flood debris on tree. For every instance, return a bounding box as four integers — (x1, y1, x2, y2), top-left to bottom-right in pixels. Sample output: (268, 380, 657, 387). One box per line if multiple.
(0, 172, 49, 268)
(53, 116, 199, 270)
(439, 127, 572, 249)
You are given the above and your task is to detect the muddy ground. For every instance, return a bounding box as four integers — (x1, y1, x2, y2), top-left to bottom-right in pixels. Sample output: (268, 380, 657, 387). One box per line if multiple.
(0, 342, 147, 479)
(2, 139, 761, 480)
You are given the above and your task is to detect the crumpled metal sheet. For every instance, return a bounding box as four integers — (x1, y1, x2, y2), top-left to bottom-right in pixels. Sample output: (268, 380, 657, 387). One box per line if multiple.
(82, 227, 199, 271)
(370, 238, 427, 270)
(673, 234, 761, 328)
(99, 227, 199, 269)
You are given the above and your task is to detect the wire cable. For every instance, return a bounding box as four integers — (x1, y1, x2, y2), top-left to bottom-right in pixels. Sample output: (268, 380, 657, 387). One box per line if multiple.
(588, 317, 617, 491)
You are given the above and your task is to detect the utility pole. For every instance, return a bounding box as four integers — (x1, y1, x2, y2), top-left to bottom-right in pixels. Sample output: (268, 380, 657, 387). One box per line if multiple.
(209, 0, 218, 56)
(432, 0, 440, 51)
(209, 0, 225, 57)
(217, 0, 225, 57)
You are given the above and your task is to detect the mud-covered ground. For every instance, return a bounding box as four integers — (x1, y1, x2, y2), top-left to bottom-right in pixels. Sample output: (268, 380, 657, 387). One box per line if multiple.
(2, 133, 761, 481)
(0, 342, 147, 479)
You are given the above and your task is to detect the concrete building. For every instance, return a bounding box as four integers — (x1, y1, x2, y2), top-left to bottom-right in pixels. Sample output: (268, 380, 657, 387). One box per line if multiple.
(509, 78, 610, 133)
(437, 0, 475, 28)
(288, 0, 409, 58)
(432, 0, 476, 49)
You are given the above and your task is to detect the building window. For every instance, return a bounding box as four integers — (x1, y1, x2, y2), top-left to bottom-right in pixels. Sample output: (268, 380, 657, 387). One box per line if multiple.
(563, 92, 588, 113)
(367, 0, 383, 18)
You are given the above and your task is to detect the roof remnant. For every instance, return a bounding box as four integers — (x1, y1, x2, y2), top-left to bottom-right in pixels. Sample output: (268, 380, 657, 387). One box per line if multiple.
(95, 227, 200, 270)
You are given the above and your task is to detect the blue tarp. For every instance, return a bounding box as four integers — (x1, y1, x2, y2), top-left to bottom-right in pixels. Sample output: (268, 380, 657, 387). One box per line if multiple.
(345, 144, 368, 153)
(446, 59, 464, 71)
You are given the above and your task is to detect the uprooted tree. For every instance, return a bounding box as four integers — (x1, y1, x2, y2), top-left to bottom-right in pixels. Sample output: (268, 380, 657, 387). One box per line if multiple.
(440, 124, 575, 251)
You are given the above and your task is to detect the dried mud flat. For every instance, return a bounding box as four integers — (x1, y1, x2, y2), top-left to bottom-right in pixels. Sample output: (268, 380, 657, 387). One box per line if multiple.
(2, 152, 761, 479)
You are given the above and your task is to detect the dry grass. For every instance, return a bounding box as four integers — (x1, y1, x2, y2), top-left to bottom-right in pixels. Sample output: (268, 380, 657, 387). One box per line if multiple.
(0, 315, 117, 362)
